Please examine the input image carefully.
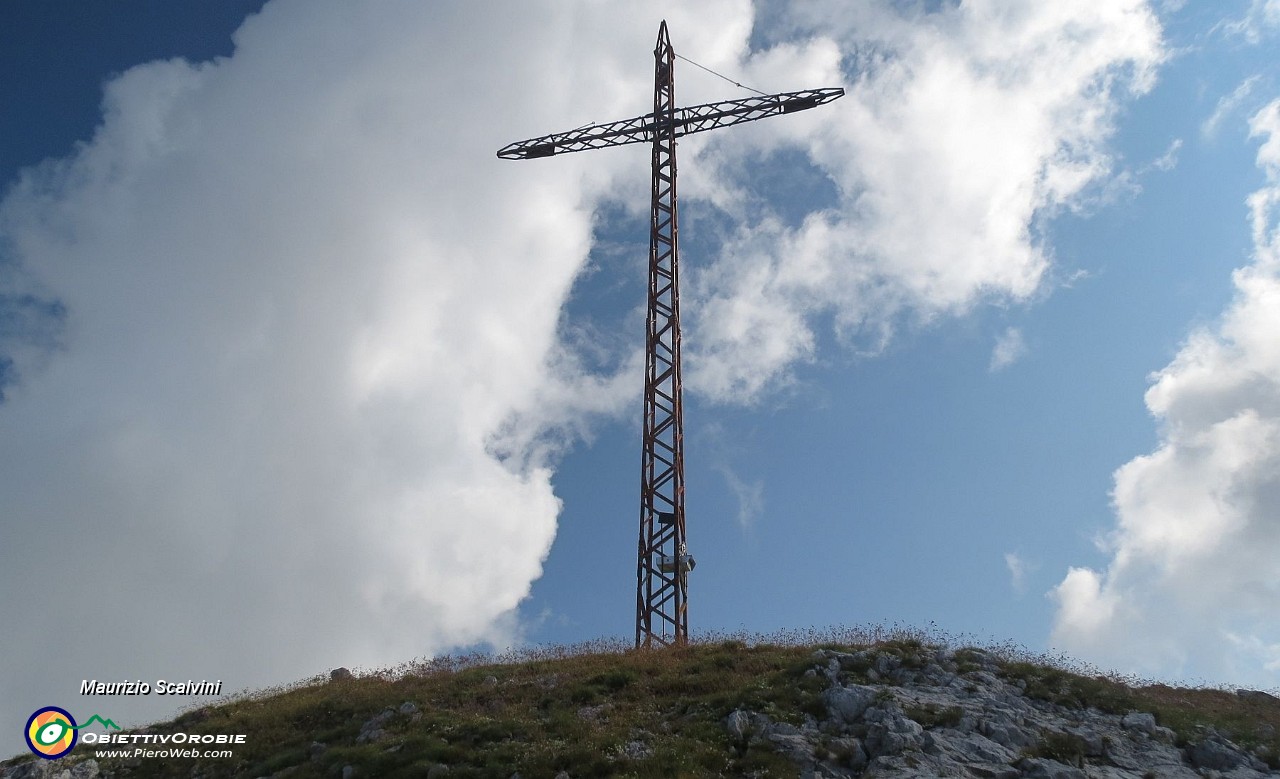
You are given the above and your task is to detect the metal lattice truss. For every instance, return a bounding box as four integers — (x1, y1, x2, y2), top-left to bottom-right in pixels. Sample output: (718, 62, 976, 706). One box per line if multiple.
(635, 22, 687, 649)
(497, 21, 843, 649)
(497, 88, 844, 160)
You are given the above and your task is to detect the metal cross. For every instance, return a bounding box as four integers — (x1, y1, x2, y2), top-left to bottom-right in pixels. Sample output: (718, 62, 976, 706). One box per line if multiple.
(498, 21, 843, 648)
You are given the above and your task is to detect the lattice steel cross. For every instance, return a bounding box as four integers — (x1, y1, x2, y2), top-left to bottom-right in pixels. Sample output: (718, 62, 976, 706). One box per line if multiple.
(497, 21, 843, 648)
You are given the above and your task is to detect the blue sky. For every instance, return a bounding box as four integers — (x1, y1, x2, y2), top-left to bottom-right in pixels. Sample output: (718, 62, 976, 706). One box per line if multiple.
(4, 0, 1280, 755)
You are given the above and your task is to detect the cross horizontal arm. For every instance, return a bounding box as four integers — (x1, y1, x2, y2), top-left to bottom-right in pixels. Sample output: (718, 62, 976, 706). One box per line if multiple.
(496, 87, 844, 160)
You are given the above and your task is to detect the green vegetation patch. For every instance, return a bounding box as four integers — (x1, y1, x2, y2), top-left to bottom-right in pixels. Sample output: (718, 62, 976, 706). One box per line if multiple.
(999, 661, 1139, 713)
(1024, 730, 1089, 766)
(904, 703, 964, 729)
(14, 625, 1279, 778)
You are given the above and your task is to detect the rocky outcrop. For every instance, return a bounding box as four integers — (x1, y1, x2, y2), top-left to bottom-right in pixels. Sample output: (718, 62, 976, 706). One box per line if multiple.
(725, 647, 1279, 778)
(1, 759, 100, 779)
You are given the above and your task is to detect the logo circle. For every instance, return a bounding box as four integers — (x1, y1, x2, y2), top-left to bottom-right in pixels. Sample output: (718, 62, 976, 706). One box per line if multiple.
(25, 707, 77, 760)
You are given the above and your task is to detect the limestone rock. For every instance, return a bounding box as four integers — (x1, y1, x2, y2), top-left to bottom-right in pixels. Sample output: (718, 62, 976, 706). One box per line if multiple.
(828, 736, 868, 770)
(356, 707, 398, 743)
(1190, 735, 1249, 771)
(729, 646, 1280, 779)
(621, 740, 652, 760)
(863, 704, 924, 756)
(1120, 711, 1156, 736)
(1019, 757, 1087, 779)
(766, 731, 816, 765)
(2, 759, 101, 779)
(822, 684, 878, 724)
(724, 709, 753, 743)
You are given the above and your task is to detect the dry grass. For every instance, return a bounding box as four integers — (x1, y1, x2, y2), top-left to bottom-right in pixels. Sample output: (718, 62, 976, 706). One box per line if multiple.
(9, 624, 1277, 777)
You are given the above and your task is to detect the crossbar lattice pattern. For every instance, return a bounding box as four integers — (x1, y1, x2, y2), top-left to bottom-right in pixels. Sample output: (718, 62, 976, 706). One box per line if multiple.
(635, 22, 688, 649)
(496, 88, 844, 160)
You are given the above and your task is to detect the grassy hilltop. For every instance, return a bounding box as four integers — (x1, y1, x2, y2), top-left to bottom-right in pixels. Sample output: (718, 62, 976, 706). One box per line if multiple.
(4, 627, 1280, 778)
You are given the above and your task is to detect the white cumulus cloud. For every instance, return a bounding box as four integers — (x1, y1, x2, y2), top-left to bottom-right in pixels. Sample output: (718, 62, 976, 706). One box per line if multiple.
(1050, 99, 1280, 687)
(683, 1, 1166, 400)
(0, 0, 751, 740)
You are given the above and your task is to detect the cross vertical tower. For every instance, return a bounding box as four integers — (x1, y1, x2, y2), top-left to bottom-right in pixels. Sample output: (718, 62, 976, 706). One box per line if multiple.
(496, 22, 842, 650)
(636, 21, 689, 647)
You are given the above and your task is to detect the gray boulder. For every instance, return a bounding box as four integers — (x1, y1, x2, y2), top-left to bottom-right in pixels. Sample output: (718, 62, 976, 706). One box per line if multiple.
(724, 709, 752, 743)
(822, 684, 878, 724)
(863, 705, 924, 756)
(1019, 757, 1087, 779)
(923, 730, 1017, 765)
(978, 710, 1037, 750)
(1189, 735, 1248, 771)
(766, 732, 816, 766)
(827, 736, 868, 770)
(4, 762, 51, 779)
(1120, 711, 1156, 736)
(3, 759, 100, 779)
(618, 740, 652, 760)
(356, 707, 397, 743)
